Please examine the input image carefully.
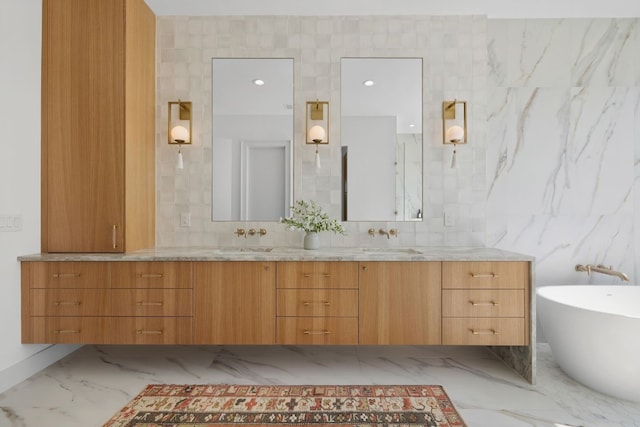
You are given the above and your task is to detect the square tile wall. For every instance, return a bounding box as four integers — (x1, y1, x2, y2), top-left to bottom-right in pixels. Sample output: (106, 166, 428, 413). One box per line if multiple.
(156, 15, 488, 249)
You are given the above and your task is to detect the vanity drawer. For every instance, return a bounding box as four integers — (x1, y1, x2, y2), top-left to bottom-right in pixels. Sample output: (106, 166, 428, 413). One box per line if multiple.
(111, 289, 193, 316)
(442, 290, 525, 317)
(111, 261, 192, 289)
(109, 317, 193, 344)
(277, 262, 358, 289)
(442, 261, 528, 289)
(277, 317, 358, 345)
(25, 262, 110, 289)
(277, 289, 358, 317)
(442, 318, 527, 345)
(30, 289, 110, 316)
(29, 317, 109, 344)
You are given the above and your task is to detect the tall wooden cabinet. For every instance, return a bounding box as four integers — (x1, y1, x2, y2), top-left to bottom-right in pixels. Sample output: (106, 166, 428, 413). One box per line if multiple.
(41, 0, 156, 252)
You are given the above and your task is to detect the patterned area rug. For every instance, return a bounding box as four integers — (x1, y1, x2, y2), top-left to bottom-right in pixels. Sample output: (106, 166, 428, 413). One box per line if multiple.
(103, 384, 467, 427)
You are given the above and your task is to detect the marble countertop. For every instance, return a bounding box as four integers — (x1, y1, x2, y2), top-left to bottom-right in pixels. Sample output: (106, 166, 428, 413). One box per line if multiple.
(18, 246, 535, 262)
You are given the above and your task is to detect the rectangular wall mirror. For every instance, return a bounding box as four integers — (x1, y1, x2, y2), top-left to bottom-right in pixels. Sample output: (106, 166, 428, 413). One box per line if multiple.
(211, 58, 294, 221)
(341, 57, 423, 222)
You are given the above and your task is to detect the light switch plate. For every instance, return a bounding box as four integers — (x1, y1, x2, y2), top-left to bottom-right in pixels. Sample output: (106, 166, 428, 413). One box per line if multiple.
(0, 214, 22, 232)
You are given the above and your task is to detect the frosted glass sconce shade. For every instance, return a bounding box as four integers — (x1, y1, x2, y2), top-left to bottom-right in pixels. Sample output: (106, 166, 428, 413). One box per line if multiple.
(445, 125, 464, 143)
(171, 125, 189, 143)
(308, 125, 326, 142)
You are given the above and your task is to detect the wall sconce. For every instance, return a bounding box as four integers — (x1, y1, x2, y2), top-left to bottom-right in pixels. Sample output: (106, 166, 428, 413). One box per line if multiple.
(442, 99, 467, 168)
(306, 100, 329, 169)
(168, 100, 192, 169)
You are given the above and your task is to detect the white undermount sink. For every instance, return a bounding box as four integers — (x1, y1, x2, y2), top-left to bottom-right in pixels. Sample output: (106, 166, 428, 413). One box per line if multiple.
(360, 248, 422, 255)
(217, 247, 274, 253)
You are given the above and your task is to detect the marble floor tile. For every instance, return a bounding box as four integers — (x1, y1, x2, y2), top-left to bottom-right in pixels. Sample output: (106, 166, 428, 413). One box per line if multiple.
(0, 344, 639, 426)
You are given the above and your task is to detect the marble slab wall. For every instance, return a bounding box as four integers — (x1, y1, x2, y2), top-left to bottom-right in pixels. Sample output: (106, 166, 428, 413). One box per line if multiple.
(487, 19, 640, 286)
(156, 16, 487, 249)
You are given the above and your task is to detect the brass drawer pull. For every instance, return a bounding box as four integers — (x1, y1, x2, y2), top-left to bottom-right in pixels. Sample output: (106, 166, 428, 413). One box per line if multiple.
(469, 300, 499, 306)
(137, 273, 164, 278)
(302, 301, 331, 306)
(471, 273, 499, 278)
(303, 330, 331, 335)
(136, 330, 163, 335)
(52, 273, 80, 278)
(136, 301, 164, 306)
(112, 224, 117, 249)
(54, 301, 82, 306)
(470, 328, 499, 335)
(54, 329, 80, 334)
(302, 273, 332, 278)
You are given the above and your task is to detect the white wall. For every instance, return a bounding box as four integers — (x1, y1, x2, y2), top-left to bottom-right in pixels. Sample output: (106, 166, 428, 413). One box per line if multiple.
(0, 0, 78, 392)
(212, 115, 292, 220)
(343, 116, 396, 221)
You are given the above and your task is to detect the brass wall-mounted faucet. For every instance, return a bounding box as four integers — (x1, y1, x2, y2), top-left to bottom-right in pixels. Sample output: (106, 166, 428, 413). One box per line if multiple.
(236, 228, 267, 238)
(368, 228, 398, 239)
(245, 228, 268, 238)
(575, 264, 629, 282)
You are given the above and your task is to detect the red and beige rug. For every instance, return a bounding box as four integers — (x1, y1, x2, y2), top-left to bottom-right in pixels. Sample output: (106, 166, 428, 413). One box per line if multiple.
(103, 384, 466, 427)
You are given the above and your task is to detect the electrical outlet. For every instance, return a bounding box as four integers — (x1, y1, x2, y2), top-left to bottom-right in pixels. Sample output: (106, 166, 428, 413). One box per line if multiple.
(444, 208, 455, 227)
(180, 212, 191, 227)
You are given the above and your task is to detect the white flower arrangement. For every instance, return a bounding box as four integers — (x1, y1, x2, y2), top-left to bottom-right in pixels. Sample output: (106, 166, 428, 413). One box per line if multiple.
(280, 200, 345, 235)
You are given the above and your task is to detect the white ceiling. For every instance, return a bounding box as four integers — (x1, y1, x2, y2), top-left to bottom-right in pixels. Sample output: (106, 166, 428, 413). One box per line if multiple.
(144, 0, 640, 18)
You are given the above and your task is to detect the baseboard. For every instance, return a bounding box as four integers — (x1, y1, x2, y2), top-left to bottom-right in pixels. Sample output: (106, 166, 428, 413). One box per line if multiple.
(0, 344, 82, 394)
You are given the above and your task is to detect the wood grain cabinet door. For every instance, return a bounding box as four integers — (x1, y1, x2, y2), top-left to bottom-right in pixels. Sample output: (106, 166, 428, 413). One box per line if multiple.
(193, 262, 276, 344)
(42, 0, 155, 253)
(359, 261, 441, 345)
(43, 0, 125, 252)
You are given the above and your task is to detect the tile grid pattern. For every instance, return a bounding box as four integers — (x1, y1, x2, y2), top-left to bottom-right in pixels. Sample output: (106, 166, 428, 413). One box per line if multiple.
(156, 16, 487, 249)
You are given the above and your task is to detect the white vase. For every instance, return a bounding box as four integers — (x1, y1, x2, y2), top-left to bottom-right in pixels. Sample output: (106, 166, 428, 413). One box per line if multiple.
(303, 232, 320, 250)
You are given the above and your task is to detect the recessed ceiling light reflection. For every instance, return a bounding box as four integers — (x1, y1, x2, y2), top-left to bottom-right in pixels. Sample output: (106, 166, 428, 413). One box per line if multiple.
(363, 80, 375, 87)
(253, 79, 265, 86)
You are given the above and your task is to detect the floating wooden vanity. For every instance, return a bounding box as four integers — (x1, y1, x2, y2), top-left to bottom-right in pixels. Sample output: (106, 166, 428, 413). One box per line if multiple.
(19, 247, 535, 382)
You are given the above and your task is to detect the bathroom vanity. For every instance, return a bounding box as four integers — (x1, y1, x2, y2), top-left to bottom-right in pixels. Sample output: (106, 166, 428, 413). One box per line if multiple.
(19, 247, 535, 382)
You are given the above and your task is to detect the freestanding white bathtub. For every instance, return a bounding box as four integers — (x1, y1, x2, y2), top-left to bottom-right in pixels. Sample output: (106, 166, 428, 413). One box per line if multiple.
(537, 285, 640, 402)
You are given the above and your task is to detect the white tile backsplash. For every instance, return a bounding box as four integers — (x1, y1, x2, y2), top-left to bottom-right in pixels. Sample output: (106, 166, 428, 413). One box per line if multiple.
(156, 15, 487, 248)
